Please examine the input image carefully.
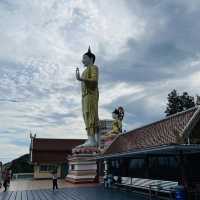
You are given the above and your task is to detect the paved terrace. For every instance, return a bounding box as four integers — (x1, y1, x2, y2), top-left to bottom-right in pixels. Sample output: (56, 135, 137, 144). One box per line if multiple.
(0, 180, 98, 191)
(0, 185, 155, 200)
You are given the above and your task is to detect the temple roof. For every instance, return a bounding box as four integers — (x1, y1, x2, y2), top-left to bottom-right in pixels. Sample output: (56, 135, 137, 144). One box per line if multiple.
(104, 106, 200, 155)
(32, 138, 85, 151)
(31, 138, 85, 164)
(99, 144, 200, 160)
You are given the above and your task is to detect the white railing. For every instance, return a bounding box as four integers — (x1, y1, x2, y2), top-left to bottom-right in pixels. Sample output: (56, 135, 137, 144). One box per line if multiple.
(12, 173, 34, 180)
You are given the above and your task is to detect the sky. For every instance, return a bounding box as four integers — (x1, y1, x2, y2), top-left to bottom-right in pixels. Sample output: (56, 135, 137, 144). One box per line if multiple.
(1, 0, 200, 163)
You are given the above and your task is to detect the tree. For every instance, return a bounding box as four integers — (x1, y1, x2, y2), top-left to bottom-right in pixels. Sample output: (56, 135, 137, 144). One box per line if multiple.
(180, 92, 195, 111)
(4, 154, 33, 174)
(165, 89, 182, 116)
(165, 89, 195, 116)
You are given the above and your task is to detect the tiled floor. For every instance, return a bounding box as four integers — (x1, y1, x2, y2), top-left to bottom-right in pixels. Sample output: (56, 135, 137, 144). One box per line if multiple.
(0, 179, 98, 191)
(0, 185, 153, 200)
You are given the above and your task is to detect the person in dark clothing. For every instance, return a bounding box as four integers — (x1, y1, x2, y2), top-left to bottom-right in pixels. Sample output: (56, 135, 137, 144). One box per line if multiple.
(3, 169, 11, 192)
(52, 171, 58, 191)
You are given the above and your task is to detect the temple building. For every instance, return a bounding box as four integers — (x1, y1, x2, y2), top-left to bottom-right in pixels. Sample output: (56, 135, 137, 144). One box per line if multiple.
(30, 137, 84, 179)
(98, 106, 200, 198)
(29, 119, 113, 180)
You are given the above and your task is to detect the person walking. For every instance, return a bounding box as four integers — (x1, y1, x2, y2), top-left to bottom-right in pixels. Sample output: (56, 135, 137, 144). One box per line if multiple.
(3, 168, 10, 192)
(52, 171, 58, 191)
(0, 162, 2, 190)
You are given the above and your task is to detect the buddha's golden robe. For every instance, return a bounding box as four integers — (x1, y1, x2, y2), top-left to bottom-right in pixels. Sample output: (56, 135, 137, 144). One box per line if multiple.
(105, 119, 122, 137)
(111, 119, 122, 134)
(81, 64, 99, 136)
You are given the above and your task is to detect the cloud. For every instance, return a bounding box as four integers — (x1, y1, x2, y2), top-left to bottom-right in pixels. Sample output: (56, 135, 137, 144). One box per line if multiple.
(0, 142, 28, 164)
(0, 0, 200, 163)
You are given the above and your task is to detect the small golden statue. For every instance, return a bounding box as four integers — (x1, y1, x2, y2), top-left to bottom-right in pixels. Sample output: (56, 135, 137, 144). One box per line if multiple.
(102, 107, 124, 140)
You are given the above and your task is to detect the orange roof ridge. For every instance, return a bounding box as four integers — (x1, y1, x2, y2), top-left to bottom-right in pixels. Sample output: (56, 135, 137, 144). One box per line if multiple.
(125, 106, 198, 136)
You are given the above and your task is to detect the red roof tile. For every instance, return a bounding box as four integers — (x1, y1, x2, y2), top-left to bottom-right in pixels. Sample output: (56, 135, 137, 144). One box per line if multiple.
(32, 138, 85, 151)
(104, 107, 199, 155)
(31, 138, 85, 163)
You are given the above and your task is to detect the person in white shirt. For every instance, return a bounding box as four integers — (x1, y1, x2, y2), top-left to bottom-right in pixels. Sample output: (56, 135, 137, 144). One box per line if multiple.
(52, 171, 58, 191)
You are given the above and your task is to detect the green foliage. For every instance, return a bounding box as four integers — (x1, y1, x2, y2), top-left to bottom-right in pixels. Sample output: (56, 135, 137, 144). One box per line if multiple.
(165, 89, 195, 116)
(4, 154, 33, 173)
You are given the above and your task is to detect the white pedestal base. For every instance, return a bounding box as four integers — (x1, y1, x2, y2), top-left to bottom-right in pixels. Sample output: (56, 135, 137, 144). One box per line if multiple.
(66, 153, 98, 183)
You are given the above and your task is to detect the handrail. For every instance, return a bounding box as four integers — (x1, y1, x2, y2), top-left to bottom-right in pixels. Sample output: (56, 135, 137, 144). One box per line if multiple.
(12, 173, 34, 180)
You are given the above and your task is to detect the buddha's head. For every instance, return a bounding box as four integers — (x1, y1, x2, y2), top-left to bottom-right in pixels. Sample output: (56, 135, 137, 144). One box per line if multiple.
(112, 108, 119, 120)
(118, 106, 124, 120)
(82, 46, 95, 67)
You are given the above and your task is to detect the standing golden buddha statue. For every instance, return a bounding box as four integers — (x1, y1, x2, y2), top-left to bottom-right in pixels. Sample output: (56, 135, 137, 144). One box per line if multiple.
(76, 47, 99, 147)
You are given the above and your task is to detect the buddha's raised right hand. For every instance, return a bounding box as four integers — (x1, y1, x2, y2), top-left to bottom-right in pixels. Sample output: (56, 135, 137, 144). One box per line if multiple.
(76, 67, 80, 81)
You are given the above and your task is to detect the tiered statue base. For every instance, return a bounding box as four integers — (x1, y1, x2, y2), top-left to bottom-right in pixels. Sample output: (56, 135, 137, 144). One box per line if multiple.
(66, 146, 100, 183)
